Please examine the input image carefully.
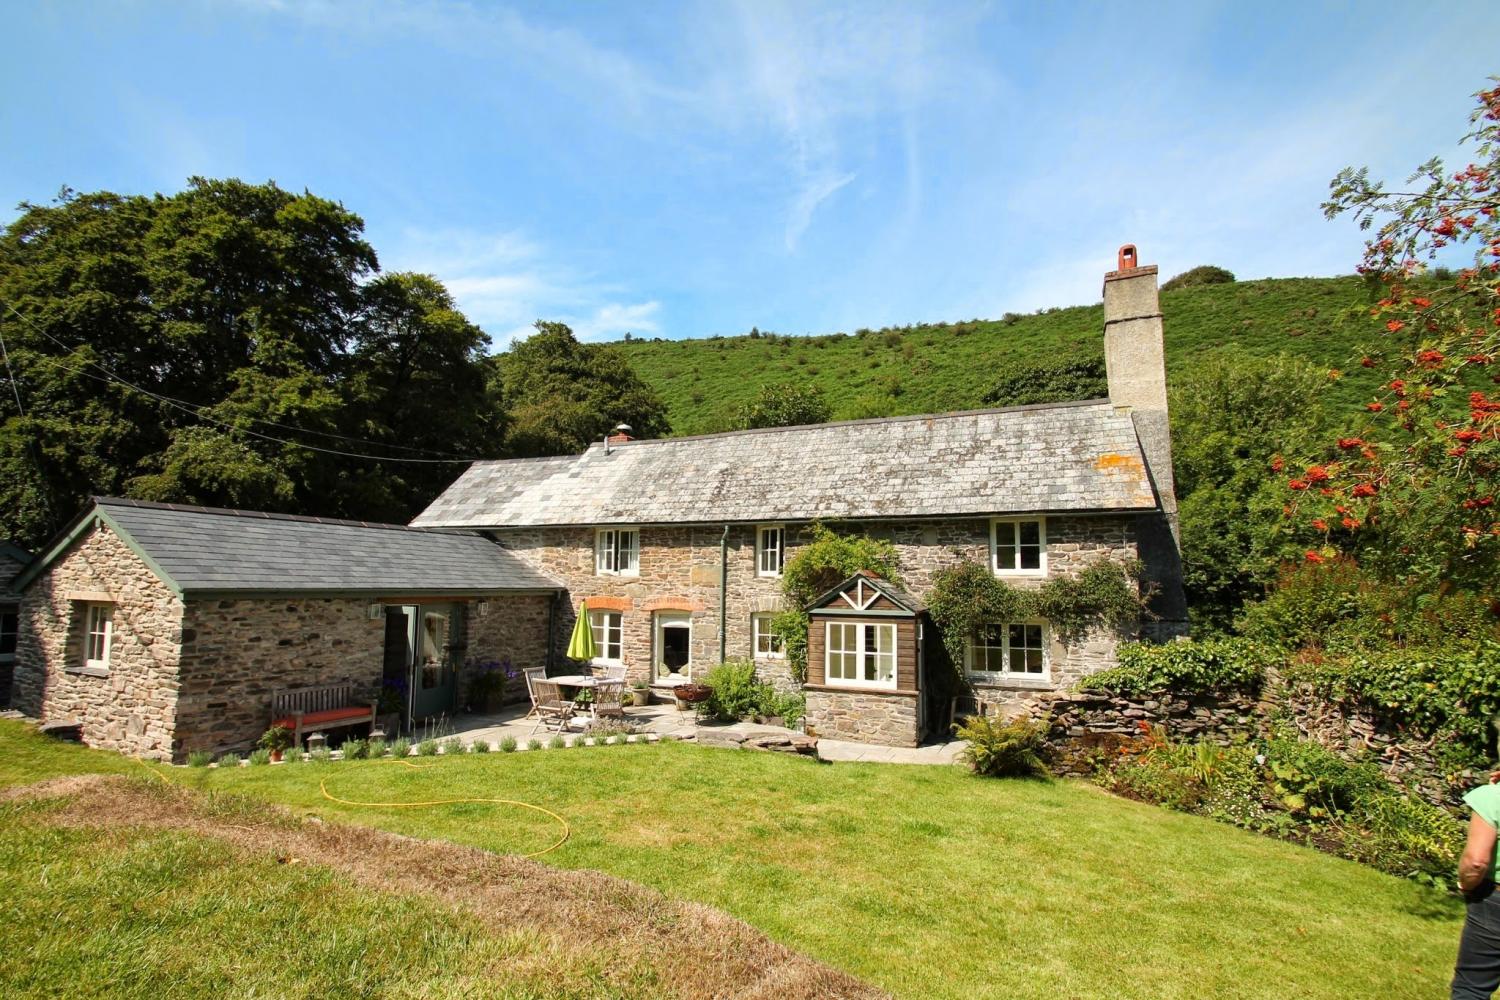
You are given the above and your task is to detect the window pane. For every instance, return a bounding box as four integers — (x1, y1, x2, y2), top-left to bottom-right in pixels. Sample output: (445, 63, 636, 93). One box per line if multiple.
(986, 646, 1005, 672)
(1026, 649, 1044, 672)
(994, 521, 1016, 570)
(1018, 521, 1040, 546)
(1025, 624, 1043, 648)
(621, 531, 639, 573)
(0, 612, 15, 656)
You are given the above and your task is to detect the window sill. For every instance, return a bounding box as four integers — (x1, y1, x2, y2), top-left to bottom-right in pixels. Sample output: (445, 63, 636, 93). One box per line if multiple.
(66, 665, 110, 679)
(968, 675, 1053, 691)
(992, 570, 1047, 579)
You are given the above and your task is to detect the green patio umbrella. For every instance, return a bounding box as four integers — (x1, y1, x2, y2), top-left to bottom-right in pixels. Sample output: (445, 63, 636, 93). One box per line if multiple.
(566, 601, 597, 661)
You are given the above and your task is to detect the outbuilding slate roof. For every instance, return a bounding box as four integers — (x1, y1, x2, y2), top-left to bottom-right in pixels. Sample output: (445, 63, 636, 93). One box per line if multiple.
(19, 498, 561, 597)
(412, 400, 1160, 529)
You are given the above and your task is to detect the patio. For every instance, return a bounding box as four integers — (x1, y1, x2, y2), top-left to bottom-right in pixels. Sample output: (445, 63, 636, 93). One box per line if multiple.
(442, 699, 967, 766)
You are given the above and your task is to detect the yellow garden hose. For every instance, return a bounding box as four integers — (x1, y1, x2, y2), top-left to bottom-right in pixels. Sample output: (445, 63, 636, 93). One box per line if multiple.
(316, 757, 572, 858)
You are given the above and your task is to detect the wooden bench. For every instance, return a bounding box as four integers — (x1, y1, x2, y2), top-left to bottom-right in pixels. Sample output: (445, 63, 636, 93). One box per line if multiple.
(271, 684, 378, 747)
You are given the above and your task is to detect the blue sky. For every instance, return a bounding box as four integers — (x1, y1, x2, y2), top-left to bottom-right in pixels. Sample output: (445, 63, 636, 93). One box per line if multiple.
(3, 2, 1496, 348)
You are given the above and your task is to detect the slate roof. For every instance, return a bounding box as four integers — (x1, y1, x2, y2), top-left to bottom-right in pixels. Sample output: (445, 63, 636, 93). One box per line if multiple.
(412, 400, 1160, 529)
(808, 571, 927, 614)
(19, 498, 561, 597)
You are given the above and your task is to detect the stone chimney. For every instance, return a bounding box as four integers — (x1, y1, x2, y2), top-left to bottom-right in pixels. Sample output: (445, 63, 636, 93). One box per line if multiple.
(1102, 244, 1188, 632)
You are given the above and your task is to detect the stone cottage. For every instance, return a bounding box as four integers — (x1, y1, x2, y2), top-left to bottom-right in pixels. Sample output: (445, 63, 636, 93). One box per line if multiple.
(12, 499, 560, 760)
(12, 245, 1186, 755)
(410, 247, 1187, 746)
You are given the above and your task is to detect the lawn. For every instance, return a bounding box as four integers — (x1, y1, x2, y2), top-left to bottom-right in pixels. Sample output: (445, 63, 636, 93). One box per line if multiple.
(0, 722, 1465, 999)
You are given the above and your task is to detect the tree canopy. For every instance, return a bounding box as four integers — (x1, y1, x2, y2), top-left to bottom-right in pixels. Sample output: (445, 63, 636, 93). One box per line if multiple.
(0, 179, 647, 546)
(734, 381, 832, 430)
(494, 321, 670, 457)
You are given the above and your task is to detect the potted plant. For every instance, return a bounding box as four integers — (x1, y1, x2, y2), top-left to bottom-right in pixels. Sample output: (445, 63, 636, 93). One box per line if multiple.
(376, 676, 406, 737)
(467, 659, 509, 714)
(258, 724, 294, 762)
(631, 681, 651, 707)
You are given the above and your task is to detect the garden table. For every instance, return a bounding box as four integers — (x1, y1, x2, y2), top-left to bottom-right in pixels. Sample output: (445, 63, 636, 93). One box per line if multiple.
(549, 675, 599, 722)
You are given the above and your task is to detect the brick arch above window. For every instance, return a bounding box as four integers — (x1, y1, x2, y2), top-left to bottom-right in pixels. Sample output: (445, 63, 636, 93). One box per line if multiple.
(641, 596, 706, 613)
(579, 595, 633, 613)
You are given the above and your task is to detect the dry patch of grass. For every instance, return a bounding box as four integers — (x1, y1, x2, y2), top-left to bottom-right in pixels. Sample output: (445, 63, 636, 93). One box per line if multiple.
(7, 774, 884, 1000)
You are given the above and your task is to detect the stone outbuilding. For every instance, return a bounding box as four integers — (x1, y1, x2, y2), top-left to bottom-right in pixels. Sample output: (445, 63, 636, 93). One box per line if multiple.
(12, 498, 562, 761)
(803, 572, 929, 747)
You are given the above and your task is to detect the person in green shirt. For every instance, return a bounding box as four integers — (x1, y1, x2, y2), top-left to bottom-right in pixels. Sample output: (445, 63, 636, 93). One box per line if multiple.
(1454, 782, 1500, 998)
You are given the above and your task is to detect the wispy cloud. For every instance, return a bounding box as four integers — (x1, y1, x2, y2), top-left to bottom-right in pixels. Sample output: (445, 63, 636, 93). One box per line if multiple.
(379, 227, 659, 347)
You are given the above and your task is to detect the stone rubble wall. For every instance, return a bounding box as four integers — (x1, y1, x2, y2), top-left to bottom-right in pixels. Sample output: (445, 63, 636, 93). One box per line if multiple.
(1021, 684, 1482, 810)
(804, 689, 920, 747)
(12, 522, 184, 761)
(175, 597, 387, 759)
(459, 594, 552, 708)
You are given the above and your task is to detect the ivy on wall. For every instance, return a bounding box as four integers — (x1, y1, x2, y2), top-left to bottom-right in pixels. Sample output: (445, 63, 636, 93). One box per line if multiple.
(770, 523, 902, 683)
(925, 557, 1152, 669)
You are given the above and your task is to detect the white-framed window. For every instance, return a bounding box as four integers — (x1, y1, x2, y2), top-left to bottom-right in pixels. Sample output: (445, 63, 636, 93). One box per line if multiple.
(756, 525, 785, 577)
(594, 528, 640, 577)
(965, 622, 1049, 682)
(0, 606, 16, 664)
(589, 610, 623, 664)
(824, 621, 897, 689)
(990, 517, 1046, 576)
(752, 613, 783, 658)
(82, 603, 113, 672)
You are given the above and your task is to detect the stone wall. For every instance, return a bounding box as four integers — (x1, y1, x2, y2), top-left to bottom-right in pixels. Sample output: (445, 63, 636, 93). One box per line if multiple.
(174, 597, 388, 759)
(489, 514, 1141, 704)
(13, 521, 184, 760)
(804, 689, 920, 747)
(459, 594, 553, 708)
(1021, 685, 1482, 810)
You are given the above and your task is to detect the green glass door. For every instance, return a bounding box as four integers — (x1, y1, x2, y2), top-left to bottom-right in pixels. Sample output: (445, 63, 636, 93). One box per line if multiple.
(387, 604, 459, 726)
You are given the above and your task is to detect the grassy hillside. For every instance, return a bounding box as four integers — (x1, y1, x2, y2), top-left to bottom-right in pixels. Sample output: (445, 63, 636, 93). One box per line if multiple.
(616, 275, 1385, 436)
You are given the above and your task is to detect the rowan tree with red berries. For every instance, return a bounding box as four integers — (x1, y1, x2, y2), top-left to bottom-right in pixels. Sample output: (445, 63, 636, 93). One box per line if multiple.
(1279, 79, 1500, 598)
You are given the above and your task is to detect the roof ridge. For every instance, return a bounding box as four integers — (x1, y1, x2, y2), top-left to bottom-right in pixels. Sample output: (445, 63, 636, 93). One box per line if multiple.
(93, 496, 460, 535)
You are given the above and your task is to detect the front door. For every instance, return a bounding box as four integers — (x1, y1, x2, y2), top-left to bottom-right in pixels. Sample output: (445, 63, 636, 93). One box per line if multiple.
(654, 611, 692, 681)
(386, 604, 458, 726)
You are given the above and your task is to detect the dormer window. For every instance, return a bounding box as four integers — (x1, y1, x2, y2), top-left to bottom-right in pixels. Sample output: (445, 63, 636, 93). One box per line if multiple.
(990, 518, 1046, 576)
(595, 528, 640, 577)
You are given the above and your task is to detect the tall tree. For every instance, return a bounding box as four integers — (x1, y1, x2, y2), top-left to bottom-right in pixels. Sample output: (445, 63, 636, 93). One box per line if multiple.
(495, 321, 669, 456)
(0, 178, 502, 544)
(1283, 79, 1500, 597)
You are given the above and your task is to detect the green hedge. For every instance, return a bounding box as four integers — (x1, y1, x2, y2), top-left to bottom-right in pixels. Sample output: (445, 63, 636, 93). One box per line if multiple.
(1081, 638, 1269, 695)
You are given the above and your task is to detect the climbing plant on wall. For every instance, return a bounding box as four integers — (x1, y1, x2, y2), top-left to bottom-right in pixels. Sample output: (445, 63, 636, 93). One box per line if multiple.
(770, 523, 902, 683)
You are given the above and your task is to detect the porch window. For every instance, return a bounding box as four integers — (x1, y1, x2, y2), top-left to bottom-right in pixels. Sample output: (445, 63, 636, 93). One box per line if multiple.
(757, 525, 785, 577)
(991, 518, 1046, 576)
(0, 606, 16, 665)
(82, 603, 113, 673)
(595, 528, 640, 576)
(752, 613, 783, 658)
(589, 610, 623, 664)
(966, 622, 1049, 682)
(825, 621, 896, 689)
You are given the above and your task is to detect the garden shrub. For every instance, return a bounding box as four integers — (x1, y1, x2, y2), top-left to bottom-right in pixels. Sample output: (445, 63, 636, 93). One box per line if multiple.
(954, 715, 1050, 778)
(186, 750, 214, 768)
(1082, 638, 1269, 695)
(389, 738, 411, 758)
(368, 738, 387, 758)
(216, 753, 241, 769)
(416, 739, 438, 757)
(1096, 725, 1464, 887)
(470, 739, 491, 753)
(341, 738, 370, 760)
(499, 736, 518, 753)
(283, 747, 304, 764)
(247, 748, 271, 766)
(702, 660, 760, 721)
(525, 739, 541, 751)
(440, 737, 464, 756)
(548, 735, 566, 750)
(309, 747, 333, 764)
